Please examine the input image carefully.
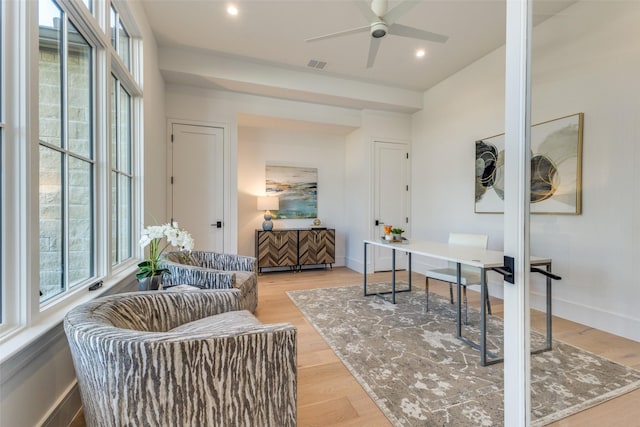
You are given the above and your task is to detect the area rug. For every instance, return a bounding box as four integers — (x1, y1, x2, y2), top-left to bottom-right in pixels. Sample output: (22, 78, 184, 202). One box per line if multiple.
(287, 284, 640, 426)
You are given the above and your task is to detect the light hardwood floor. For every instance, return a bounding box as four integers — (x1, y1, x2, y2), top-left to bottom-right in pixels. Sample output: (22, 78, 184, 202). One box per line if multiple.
(71, 267, 640, 426)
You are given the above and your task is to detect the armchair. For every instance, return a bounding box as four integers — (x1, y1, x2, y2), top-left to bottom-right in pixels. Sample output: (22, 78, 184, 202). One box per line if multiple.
(64, 290, 297, 427)
(160, 250, 258, 312)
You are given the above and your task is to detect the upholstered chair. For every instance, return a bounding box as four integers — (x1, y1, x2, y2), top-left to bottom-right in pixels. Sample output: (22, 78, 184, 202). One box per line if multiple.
(64, 290, 297, 427)
(160, 251, 258, 312)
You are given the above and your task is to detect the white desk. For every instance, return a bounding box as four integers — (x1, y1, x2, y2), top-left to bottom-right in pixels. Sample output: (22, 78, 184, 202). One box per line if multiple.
(363, 239, 559, 366)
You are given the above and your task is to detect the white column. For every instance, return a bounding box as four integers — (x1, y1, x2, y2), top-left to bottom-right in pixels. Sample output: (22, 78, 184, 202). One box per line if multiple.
(503, 0, 533, 425)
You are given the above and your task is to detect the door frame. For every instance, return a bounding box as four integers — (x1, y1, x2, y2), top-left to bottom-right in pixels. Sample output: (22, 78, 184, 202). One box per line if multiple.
(166, 118, 235, 253)
(368, 137, 411, 273)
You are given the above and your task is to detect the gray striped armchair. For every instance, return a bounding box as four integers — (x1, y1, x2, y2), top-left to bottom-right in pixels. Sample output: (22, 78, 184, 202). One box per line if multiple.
(64, 290, 297, 427)
(160, 251, 258, 312)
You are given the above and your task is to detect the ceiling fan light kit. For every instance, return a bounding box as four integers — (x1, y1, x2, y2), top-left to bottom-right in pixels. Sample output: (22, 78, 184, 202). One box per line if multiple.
(371, 22, 387, 38)
(305, 0, 448, 68)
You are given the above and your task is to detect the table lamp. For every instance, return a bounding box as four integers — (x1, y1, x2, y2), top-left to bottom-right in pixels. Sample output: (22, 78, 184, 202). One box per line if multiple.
(257, 196, 279, 231)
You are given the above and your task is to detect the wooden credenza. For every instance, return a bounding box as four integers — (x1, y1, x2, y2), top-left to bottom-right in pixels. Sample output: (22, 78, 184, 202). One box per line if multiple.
(255, 228, 335, 272)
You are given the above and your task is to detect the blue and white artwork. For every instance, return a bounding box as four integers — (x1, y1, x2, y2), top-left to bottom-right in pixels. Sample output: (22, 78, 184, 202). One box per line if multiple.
(266, 165, 318, 219)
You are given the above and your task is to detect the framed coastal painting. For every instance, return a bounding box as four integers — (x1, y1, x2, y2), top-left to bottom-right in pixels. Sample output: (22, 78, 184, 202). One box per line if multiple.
(475, 112, 584, 214)
(266, 165, 318, 219)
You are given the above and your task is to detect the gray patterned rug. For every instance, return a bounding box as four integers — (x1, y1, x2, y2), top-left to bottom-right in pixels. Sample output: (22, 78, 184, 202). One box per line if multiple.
(287, 284, 640, 426)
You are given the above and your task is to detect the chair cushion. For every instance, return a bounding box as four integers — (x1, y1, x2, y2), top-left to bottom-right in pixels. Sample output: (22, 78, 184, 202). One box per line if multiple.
(169, 309, 262, 335)
(165, 284, 202, 291)
(234, 271, 253, 285)
(425, 267, 481, 286)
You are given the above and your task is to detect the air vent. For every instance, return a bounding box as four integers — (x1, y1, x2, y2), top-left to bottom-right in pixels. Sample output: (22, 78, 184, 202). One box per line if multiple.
(307, 59, 327, 70)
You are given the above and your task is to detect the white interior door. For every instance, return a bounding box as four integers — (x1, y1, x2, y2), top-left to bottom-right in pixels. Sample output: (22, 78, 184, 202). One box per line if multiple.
(372, 140, 410, 271)
(171, 123, 224, 252)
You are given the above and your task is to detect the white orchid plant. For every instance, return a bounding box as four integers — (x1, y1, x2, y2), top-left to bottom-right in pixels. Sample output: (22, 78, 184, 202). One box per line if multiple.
(137, 221, 194, 279)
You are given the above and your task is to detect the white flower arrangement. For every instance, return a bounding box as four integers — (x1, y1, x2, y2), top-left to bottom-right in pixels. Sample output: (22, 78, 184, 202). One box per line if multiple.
(137, 222, 194, 279)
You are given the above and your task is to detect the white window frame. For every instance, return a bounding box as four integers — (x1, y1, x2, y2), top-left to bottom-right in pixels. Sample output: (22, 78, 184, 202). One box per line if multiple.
(0, 0, 143, 363)
(0, 0, 6, 329)
(110, 74, 134, 266)
(37, 0, 98, 305)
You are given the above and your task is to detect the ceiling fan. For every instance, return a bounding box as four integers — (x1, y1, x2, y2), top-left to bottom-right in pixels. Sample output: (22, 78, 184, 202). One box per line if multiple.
(305, 0, 448, 68)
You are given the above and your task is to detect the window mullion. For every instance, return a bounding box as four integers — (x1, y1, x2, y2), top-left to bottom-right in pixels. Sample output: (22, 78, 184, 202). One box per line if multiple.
(114, 77, 120, 262)
(61, 13, 69, 294)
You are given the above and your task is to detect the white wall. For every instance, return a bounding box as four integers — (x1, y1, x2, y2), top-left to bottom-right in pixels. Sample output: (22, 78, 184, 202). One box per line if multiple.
(238, 125, 348, 262)
(345, 126, 369, 271)
(142, 15, 168, 225)
(411, 1, 640, 341)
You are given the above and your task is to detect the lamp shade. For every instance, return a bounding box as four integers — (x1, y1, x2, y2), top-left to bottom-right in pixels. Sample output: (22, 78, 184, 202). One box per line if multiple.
(257, 196, 279, 211)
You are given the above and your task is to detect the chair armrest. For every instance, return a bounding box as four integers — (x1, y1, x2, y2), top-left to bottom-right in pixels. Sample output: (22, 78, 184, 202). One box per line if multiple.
(161, 263, 235, 289)
(217, 254, 257, 272)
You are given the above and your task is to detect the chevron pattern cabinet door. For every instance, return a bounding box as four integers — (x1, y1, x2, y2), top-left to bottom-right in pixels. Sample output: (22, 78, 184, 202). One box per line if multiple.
(298, 229, 335, 266)
(256, 230, 298, 269)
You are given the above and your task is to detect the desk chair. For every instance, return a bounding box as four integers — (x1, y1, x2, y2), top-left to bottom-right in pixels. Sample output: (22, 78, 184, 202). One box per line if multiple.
(424, 233, 491, 324)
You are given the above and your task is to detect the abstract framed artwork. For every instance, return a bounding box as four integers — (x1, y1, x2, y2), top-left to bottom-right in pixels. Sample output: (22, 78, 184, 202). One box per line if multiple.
(266, 165, 318, 219)
(475, 112, 584, 214)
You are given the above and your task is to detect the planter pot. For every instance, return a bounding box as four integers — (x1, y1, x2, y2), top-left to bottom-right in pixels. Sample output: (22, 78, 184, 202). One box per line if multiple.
(392, 234, 402, 240)
(138, 275, 163, 291)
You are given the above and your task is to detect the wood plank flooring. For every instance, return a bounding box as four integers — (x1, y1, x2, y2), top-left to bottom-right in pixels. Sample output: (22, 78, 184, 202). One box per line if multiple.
(71, 267, 640, 426)
(258, 267, 640, 427)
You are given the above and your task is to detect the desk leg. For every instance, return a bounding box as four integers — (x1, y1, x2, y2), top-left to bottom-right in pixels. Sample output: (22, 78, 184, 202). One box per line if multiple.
(363, 242, 367, 295)
(408, 252, 412, 291)
(391, 248, 396, 304)
(456, 263, 462, 338)
(480, 268, 487, 366)
(546, 261, 553, 351)
(363, 242, 410, 302)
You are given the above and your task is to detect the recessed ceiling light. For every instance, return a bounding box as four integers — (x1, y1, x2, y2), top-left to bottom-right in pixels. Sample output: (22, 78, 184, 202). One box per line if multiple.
(415, 49, 426, 58)
(227, 4, 238, 16)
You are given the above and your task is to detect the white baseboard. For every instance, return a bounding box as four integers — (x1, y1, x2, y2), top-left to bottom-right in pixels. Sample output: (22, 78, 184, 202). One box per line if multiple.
(41, 382, 81, 427)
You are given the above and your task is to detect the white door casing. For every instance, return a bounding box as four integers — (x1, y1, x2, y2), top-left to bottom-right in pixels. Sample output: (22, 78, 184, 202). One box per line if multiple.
(170, 123, 225, 252)
(372, 140, 410, 272)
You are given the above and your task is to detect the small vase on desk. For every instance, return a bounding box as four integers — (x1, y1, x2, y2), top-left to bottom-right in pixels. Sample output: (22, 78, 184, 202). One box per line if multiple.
(138, 274, 163, 291)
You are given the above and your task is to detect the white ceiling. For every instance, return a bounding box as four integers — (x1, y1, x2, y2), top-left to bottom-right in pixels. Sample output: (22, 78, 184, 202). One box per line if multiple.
(141, 0, 574, 111)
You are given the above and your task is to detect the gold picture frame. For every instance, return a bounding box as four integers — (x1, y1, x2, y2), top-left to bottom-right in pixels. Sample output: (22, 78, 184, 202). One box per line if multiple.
(475, 112, 584, 214)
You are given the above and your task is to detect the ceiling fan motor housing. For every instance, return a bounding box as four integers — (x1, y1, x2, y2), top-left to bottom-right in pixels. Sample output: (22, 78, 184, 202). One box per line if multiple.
(371, 21, 387, 38)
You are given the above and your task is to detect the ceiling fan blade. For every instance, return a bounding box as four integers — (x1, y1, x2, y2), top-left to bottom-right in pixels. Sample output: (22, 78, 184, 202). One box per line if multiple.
(305, 24, 371, 42)
(383, 1, 419, 25)
(388, 23, 448, 43)
(366, 36, 382, 68)
(353, 1, 379, 22)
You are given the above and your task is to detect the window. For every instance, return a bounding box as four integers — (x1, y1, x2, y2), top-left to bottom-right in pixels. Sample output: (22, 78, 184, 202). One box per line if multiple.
(111, 75, 132, 265)
(0, 0, 142, 350)
(80, 0, 92, 14)
(110, 4, 130, 70)
(0, 0, 142, 356)
(38, 0, 95, 302)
